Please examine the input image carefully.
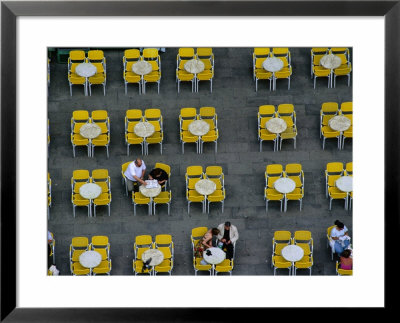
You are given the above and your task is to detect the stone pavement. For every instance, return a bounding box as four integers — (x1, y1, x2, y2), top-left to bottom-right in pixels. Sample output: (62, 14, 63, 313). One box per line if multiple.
(47, 47, 352, 275)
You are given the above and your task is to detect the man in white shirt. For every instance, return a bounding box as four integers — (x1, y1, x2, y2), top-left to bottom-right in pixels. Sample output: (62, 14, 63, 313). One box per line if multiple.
(124, 158, 147, 193)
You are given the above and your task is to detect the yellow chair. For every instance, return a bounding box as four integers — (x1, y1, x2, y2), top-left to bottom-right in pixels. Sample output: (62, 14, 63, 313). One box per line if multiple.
(123, 51, 142, 95)
(125, 109, 143, 131)
(199, 106, 217, 130)
(252, 48, 270, 80)
(176, 69, 195, 93)
(325, 162, 344, 197)
(193, 257, 212, 275)
(88, 70, 106, 96)
(310, 47, 329, 77)
(349, 191, 353, 210)
(123, 49, 141, 66)
(71, 193, 90, 218)
(293, 231, 313, 256)
(71, 169, 90, 193)
(185, 166, 204, 190)
(265, 164, 284, 188)
(180, 130, 199, 154)
(90, 236, 110, 261)
(258, 105, 276, 128)
(328, 187, 347, 210)
(321, 125, 340, 150)
(191, 226, 208, 255)
(144, 108, 163, 128)
(186, 189, 205, 214)
(196, 69, 214, 93)
(320, 102, 339, 138)
(87, 50, 106, 96)
(340, 102, 353, 114)
(272, 255, 291, 275)
(71, 262, 90, 276)
(143, 60, 161, 94)
(254, 58, 273, 91)
(68, 50, 86, 73)
(143, 48, 160, 63)
(284, 164, 304, 188)
(145, 130, 163, 155)
(92, 260, 112, 275)
(333, 63, 352, 87)
(91, 133, 110, 158)
(259, 128, 277, 152)
(264, 188, 283, 212)
(342, 126, 352, 149)
(294, 256, 313, 275)
(92, 169, 111, 193)
(201, 129, 218, 154)
(205, 166, 224, 190)
(91, 110, 109, 134)
(274, 65, 292, 90)
(125, 132, 144, 156)
(134, 235, 153, 260)
(272, 47, 291, 63)
(176, 48, 196, 92)
(345, 162, 353, 176)
(71, 134, 90, 157)
(154, 259, 173, 275)
(279, 125, 297, 150)
(214, 259, 233, 275)
(196, 47, 214, 70)
(179, 107, 198, 130)
(177, 47, 195, 64)
(132, 192, 151, 216)
(336, 261, 353, 275)
(312, 65, 331, 88)
(153, 191, 171, 215)
(71, 110, 90, 134)
(93, 192, 111, 217)
(206, 188, 225, 213)
(69, 236, 89, 271)
(277, 104, 296, 125)
(272, 231, 291, 262)
(153, 234, 174, 260)
(286, 187, 304, 211)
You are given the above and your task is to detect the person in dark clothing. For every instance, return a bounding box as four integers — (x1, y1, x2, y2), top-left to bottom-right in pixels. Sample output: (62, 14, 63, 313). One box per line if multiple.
(148, 168, 168, 186)
(217, 222, 239, 260)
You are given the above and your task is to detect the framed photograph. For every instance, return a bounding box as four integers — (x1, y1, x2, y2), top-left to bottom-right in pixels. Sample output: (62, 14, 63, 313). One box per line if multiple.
(1, 0, 395, 320)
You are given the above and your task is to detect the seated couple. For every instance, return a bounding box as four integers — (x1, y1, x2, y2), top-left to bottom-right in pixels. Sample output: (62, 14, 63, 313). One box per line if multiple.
(201, 222, 239, 260)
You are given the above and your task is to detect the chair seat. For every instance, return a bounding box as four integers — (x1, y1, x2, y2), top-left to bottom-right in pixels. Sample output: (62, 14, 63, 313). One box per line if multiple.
(328, 187, 347, 198)
(321, 126, 340, 137)
(187, 190, 205, 202)
(124, 72, 141, 82)
(126, 133, 144, 144)
(71, 249, 86, 262)
(265, 188, 284, 200)
(259, 129, 277, 140)
(92, 260, 111, 274)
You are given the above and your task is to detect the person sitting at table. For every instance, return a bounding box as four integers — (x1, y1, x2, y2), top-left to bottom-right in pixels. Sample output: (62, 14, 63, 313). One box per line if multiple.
(339, 249, 352, 270)
(217, 221, 239, 260)
(201, 228, 220, 249)
(124, 158, 147, 193)
(330, 220, 351, 257)
(148, 167, 168, 187)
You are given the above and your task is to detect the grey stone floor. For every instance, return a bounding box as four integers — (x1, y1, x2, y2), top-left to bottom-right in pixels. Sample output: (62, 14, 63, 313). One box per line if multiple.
(47, 47, 352, 275)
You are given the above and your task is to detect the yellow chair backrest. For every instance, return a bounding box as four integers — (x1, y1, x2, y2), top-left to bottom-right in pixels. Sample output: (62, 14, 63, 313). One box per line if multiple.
(92, 169, 109, 180)
(91, 235, 109, 246)
(205, 166, 223, 177)
(259, 105, 275, 116)
(191, 227, 208, 239)
(155, 234, 172, 245)
(88, 50, 104, 61)
(326, 162, 344, 173)
(285, 163, 302, 174)
(178, 48, 195, 58)
(277, 104, 294, 115)
(72, 170, 90, 181)
(180, 107, 197, 119)
(294, 230, 312, 241)
(69, 50, 85, 61)
(154, 162, 171, 175)
(273, 230, 291, 241)
(143, 48, 159, 59)
(124, 49, 141, 59)
(199, 107, 216, 118)
(135, 235, 152, 246)
(266, 164, 283, 176)
(71, 236, 89, 248)
(254, 48, 270, 56)
(321, 102, 339, 113)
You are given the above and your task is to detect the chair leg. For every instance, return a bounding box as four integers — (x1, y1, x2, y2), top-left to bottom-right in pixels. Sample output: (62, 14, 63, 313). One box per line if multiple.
(259, 140, 262, 152)
(210, 79, 212, 93)
(314, 76, 316, 89)
(73, 205, 75, 218)
(288, 77, 290, 90)
(69, 84, 73, 96)
(94, 205, 96, 217)
(89, 84, 92, 96)
(329, 198, 332, 210)
(127, 144, 129, 156)
(125, 82, 127, 95)
(255, 79, 258, 92)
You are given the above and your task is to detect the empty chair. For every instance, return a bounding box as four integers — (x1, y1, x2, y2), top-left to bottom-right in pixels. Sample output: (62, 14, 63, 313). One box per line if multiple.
(87, 50, 106, 96)
(142, 48, 160, 63)
(186, 189, 205, 214)
(293, 231, 313, 256)
(325, 162, 344, 197)
(196, 47, 214, 70)
(153, 190, 171, 215)
(340, 101, 353, 114)
(320, 102, 339, 138)
(153, 234, 174, 260)
(277, 104, 296, 126)
(284, 164, 304, 188)
(264, 187, 284, 212)
(93, 192, 111, 217)
(92, 260, 112, 275)
(272, 256, 291, 275)
(69, 236, 89, 272)
(91, 133, 110, 158)
(71, 110, 90, 134)
(206, 188, 225, 213)
(345, 162, 353, 176)
(201, 129, 218, 153)
(258, 128, 277, 152)
(310, 47, 329, 78)
(143, 60, 161, 94)
(328, 186, 347, 210)
(134, 235, 153, 260)
(185, 166, 204, 191)
(265, 164, 284, 188)
(90, 236, 110, 261)
(279, 125, 297, 150)
(214, 259, 234, 275)
(258, 105, 276, 128)
(205, 166, 224, 190)
(294, 256, 313, 275)
(71, 262, 90, 276)
(176, 48, 196, 93)
(67, 50, 86, 96)
(272, 231, 291, 261)
(252, 48, 270, 80)
(193, 257, 212, 275)
(132, 192, 151, 216)
(123, 50, 142, 94)
(254, 57, 273, 91)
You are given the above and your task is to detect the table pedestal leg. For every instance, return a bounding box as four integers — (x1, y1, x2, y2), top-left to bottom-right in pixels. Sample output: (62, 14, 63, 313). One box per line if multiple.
(149, 198, 153, 215)
(284, 194, 287, 212)
(85, 78, 88, 96)
(89, 200, 92, 217)
(339, 132, 343, 150)
(330, 70, 333, 88)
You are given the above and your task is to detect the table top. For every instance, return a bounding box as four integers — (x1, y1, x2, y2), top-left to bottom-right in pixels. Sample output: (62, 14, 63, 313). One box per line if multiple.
(79, 183, 102, 199)
(274, 178, 296, 194)
(184, 59, 205, 74)
(139, 183, 162, 198)
(142, 249, 164, 266)
(328, 115, 351, 132)
(265, 118, 287, 134)
(132, 61, 152, 75)
(188, 120, 210, 136)
(263, 57, 284, 73)
(75, 63, 97, 78)
(281, 245, 304, 262)
(320, 54, 342, 69)
(203, 247, 226, 265)
(335, 176, 353, 192)
(134, 122, 155, 138)
(195, 179, 217, 196)
(79, 250, 102, 268)
(79, 123, 102, 139)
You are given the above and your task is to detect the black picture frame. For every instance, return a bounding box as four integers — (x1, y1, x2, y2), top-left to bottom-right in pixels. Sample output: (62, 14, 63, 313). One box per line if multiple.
(1, 0, 397, 320)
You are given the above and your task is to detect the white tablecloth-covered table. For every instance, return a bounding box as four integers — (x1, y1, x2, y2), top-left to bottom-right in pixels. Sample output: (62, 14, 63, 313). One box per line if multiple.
(262, 57, 284, 91)
(328, 115, 351, 150)
(139, 181, 161, 215)
(188, 120, 210, 153)
(203, 247, 226, 275)
(75, 63, 97, 96)
(320, 54, 342, 88)
(274, 178, 296, 212)
(79, 183, 102, 217)
(79, 250, 102, 269)
(281, 245, 304, 275)
(184, 59, 205, 92)
(335, 175, 353, 210)
(195, 179, 217, 213)
(142, 249, 164, 275)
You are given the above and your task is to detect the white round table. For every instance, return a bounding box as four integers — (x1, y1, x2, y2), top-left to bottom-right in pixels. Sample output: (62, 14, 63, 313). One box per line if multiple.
(274, 178, 296, 212)
(281, 245, 304, 275)
(265, 118, 287, 134)
(184, 59, 205, 92)
(134, 122, 155, 155)
(328, 115, 351, 150)
(79, 250, 102, 269)
(195, 179, 216, 213)
(262, 57, 284, 91)
(79, 183, 102, 217)
(188, 120, 210, 154)
(142, 249, 164, 275)
(336, 175, 353, 210)
(132, 61, 152, 75)
(203, 247, 226, 265)
(320, 54, 342, 88)
(139, 183, 161, 215)
(75, 63, 97, 96)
